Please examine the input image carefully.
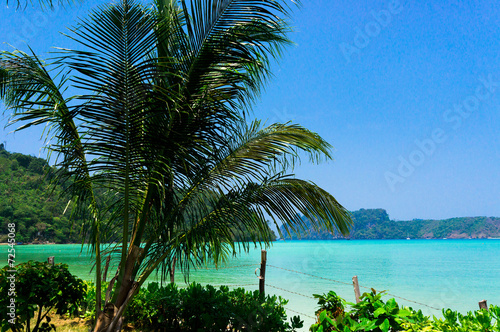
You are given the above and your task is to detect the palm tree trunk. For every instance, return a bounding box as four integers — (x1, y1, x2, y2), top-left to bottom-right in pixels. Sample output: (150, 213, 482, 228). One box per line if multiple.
(94, 281, 139, 332)
(93, 245, 143, 332)
(95, 235, 102, 321)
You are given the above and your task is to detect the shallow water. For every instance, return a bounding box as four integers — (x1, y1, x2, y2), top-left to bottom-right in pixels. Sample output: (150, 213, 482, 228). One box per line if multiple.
(4, 239, 500, 330)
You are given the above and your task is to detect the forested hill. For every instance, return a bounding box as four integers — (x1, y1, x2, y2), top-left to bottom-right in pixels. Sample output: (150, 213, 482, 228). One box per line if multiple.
(0, 147, 83, 243)
(279, 209, 500, 240)
(0, 148, 275, 244)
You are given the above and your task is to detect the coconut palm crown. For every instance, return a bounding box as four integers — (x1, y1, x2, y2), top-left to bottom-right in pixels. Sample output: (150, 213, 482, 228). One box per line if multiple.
(0, 0, 352, 331)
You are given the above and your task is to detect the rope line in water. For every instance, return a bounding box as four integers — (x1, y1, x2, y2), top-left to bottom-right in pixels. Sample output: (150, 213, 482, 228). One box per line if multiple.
(356, 284, 441, 311)
(267, 264, 441, 311)
(267, 284, 316, 299)
(267, 264, 352, 286)
(384, 292, 441, 311)
(212, 283, 258, 288)
(194, 264, 259, 271)
(284, 306, 316, 320)
(183, 264, 441, 312)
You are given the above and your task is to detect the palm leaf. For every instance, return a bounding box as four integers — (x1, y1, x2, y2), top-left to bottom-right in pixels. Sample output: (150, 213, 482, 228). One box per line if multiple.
(137, 120, 351, 282)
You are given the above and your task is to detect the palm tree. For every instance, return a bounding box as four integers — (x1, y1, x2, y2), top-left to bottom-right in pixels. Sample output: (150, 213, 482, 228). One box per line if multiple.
(1, 0, 352, 331)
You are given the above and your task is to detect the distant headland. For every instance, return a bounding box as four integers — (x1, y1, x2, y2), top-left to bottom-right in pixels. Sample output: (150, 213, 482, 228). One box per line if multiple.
(279, 208, 500, 240)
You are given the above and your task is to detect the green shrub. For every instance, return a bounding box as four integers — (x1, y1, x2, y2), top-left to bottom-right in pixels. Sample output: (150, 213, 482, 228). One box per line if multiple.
(80, 280, 110, 319)
(310, 289, 500, 332)
(311, 289, 417, 332)
(313, 290, 344, 318)
(124, 282, 303, 331)
(0, 261, 86, 332)
(125, 282, 181, 330)
(403, 305, 500, 332)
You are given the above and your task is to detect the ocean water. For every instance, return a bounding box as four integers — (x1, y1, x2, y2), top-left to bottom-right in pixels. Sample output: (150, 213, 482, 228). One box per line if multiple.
(4, 239, 500, 330)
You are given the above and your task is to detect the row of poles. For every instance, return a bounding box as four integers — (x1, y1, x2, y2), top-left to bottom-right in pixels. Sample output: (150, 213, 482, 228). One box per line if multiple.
(255, 250, 490, 311)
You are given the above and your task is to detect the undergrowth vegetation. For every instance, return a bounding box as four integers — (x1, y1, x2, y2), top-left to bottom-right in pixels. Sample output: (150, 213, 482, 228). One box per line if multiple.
(2, 261, 499, 332)
(0, 261, 85, 332)
(84, 281, 303, 332)
(311, 289, 500, 332)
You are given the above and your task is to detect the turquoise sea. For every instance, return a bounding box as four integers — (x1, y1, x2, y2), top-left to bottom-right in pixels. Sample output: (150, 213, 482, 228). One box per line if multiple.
(4, 239, 500, 330)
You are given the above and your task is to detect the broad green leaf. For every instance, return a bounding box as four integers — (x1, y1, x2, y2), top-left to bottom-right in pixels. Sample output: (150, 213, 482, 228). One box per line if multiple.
(379, 318, 390, 332)
(385, 298, 398, 313)
(374, 307, 386, 317)
(398, 308, 412, 317)
(358, 317, 377, 330)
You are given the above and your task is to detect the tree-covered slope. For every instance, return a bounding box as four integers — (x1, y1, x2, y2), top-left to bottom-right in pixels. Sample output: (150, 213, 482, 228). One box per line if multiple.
(280, 208, 500, 240)
(0, 147, 83, 243)
(0, 147, 276, 244)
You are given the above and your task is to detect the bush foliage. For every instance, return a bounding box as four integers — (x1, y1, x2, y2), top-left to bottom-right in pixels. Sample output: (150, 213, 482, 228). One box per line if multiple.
(82, 281, 303, 331)
(310, 289, 500, 332)
(3, 260, 499, 332)
(0, 261, 86, 332)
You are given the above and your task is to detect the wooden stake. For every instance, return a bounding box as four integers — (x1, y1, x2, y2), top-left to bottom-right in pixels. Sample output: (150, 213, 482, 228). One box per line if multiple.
(479, 300, 488, 310)
(352, 275, 361, 303)
(259, 250, 267, 296)
(102, 255, 111, 283)
(47, 256, 55, 266)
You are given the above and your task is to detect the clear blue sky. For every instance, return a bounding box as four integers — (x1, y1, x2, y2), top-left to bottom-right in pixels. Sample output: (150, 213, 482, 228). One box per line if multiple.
(1, 0, 499, 220)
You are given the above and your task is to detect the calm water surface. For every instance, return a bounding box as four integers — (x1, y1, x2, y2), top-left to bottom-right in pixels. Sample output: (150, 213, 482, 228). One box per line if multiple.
(4, 239, 500, 330)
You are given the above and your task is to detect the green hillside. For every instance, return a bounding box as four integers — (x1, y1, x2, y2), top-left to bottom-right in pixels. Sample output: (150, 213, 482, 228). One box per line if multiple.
(0, 147, 275, 244)
(280, 208, 500, 240)
(0, 146, 83, 243)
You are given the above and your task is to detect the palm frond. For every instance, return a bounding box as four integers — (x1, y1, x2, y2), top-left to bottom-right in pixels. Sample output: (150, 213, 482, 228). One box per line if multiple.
(0, 49, 103, 256)
(153, 0, 297, 115)
(137, 119, 350, 281)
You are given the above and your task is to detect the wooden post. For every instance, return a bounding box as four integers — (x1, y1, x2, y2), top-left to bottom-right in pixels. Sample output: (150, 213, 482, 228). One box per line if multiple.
(479, 300, 488, 310)
(352, 275, 361, 303)
(169, 257, 177, 284)
(47, 256, 55, 266)
(102, 255, 111, 282)
(259, 250, 267, 296)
